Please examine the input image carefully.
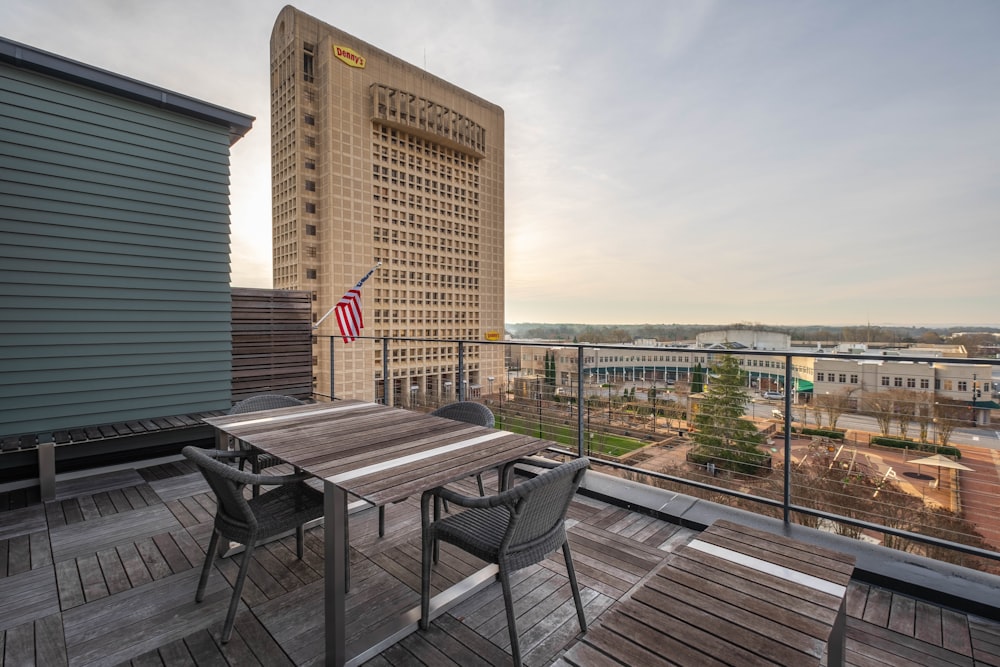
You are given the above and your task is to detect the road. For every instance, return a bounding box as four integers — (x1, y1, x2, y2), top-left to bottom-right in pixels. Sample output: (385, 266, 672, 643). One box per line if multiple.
(747, 397, 1000, 451)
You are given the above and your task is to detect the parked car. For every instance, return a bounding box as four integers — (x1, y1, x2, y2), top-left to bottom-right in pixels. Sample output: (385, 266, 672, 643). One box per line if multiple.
(762, 391, 784, 400)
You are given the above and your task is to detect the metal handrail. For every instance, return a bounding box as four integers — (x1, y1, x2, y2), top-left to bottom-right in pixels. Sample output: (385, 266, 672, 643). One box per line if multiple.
(319, 334, 1000, 566)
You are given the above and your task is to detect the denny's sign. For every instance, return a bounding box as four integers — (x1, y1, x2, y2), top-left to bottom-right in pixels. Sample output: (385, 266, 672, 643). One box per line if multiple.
(333, 45, 366, 69)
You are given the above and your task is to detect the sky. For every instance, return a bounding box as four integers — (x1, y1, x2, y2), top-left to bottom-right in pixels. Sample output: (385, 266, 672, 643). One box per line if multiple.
(4, 1, 999, 327)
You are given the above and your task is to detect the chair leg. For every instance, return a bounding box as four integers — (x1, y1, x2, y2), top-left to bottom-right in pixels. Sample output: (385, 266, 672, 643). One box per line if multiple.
(420, 525, 433, 630)
(476, 473, 486, 496)
(563, 541, 587, 632)
(196, 529, 221, 603)
(296, 524, 304, 559)
(378, 505, 386, 537)
(499, 563, 522, 667)
(222, 539, 256, 643)
(344, 504, 351, 591)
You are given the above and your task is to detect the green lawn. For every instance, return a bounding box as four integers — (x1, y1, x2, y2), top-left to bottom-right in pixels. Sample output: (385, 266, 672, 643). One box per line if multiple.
(498, 414, 646, 457)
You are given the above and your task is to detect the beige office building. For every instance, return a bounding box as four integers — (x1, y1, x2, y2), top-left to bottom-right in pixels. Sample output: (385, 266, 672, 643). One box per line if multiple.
(270, 7, 505, 405)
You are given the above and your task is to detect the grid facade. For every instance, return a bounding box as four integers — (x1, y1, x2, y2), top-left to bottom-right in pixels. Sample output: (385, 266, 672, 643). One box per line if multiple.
(270, 7, 505, 404)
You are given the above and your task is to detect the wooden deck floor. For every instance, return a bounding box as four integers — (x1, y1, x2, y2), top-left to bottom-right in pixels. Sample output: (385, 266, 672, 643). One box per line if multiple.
(1, 458, 998, 667)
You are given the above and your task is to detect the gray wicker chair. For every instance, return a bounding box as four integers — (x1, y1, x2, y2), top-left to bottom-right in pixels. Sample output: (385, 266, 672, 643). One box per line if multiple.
(183, 445, 324, 644)
(229, 394, 305, 479)
(420, 456, 590, 666)
(377, 401, 495, 537)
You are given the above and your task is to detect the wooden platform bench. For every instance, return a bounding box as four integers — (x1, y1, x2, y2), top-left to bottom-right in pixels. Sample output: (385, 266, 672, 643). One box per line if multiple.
(564, 519, 856, 666)
(0, 410, 225, 499)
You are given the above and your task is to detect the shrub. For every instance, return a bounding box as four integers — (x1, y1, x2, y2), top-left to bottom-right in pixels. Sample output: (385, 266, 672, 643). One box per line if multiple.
(871, 436, 962, 460)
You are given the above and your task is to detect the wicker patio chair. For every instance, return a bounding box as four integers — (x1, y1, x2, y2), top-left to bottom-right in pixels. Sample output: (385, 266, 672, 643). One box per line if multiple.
(377, 401, 495, 537)
(183, 445, 325, 644)
(420, 456, 590, 666)
(229, 394, 305, 479)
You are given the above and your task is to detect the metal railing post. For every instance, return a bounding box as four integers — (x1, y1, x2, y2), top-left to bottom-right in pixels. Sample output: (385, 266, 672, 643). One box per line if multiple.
(458, 341, 465, 401)
(577, 346, 585, 457)
(382, 338, 389, 405)
(329, 337, 336, 400)
(783, 356, 793, 523)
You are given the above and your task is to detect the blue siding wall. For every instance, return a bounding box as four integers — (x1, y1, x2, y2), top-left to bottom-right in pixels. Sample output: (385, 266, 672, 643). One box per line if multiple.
(0, 64, 235, 436)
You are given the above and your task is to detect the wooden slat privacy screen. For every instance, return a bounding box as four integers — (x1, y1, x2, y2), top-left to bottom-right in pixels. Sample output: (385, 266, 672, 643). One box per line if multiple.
(231, 288, 313, 401)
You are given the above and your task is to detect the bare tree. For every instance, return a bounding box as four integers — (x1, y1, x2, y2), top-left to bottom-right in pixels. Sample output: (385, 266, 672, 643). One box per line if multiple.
(863, 392, 897, 437)
(914, 397, 934, 443)
(814, 388, 854, 430)
(934, 401, 966, 447)
(893, 389, 919, 440)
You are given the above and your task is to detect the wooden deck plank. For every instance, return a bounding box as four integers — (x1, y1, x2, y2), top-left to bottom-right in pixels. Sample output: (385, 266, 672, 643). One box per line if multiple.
(63, 568, 233, 666)
(0, 565, 59, 632)
(941, 607, 974, 657)
(846, 616, 975, 667)
(887, 592, 917, 636)
(0, 504, 47, 541)
(49, 504, 181, 562)
(34, 611, 68, 667)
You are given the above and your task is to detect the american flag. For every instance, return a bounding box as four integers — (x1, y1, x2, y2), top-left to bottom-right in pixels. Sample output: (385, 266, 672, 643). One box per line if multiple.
(334, 287, 364, 343)
(314, 263, 381, 343)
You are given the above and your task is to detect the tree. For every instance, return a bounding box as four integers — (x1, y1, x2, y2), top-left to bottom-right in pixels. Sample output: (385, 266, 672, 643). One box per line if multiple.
(893, 389, 920, 440)
(690, 355, 766, 475)
(863, 392, 897, 437)
(814, 388, 854, 430)
(691, 363, 705, 394)
(934, 401, 966, 447)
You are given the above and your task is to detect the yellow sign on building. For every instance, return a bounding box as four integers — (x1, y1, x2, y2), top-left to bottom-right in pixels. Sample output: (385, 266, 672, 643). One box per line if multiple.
(333, 45, 366, 68)
(484, 331, 501, 341)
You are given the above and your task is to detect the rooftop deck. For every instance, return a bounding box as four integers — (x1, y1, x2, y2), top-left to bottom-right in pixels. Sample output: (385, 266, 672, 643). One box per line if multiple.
(1, 456, 998, 666)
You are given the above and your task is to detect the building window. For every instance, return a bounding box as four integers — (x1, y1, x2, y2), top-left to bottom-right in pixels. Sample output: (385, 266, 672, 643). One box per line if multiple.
(850, 374, 858, 384)
(920, 378, 929, 389)
(306, 268, 317, 279)
(305, 202, 316, 213)
(893, 377, 902, 387)
(906, 377, 916, 388)
(881, 376, 890, 386)
(958, 381, 968, 392)
(305, 224, 317, 236)
(816, 372, 824, 382)
(305, 159, 316, 170)
(839, 374, 847, 383)
(943, 380, 953, 391)
(304, 114, 315, 125)
(304, 180, 316, 191)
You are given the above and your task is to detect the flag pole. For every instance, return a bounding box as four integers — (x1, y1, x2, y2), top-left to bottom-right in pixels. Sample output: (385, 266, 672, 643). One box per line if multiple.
(314, 262, 382, 329)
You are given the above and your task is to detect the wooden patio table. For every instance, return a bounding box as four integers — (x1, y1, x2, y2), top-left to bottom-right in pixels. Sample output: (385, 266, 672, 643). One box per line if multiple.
(204, 399, 551, 666)
(566, 519, 856, 666)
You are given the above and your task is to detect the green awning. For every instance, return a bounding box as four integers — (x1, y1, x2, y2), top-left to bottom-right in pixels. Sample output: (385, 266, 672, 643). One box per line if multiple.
(973, 400, 1000, 409)
(796, 379, 813, 392)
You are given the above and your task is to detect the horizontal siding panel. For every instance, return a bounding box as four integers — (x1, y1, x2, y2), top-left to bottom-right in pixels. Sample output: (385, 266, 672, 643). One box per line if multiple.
(0, 191, 231, 237)
(0, 71, 230, 166)
(0, 61, 235, 437)
(1, 168, 232, 217)
(0, 137, 228, 203)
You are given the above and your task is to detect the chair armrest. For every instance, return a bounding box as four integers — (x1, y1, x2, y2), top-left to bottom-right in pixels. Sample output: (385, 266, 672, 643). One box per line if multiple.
(499, 456, 562, 489)
(431, 484, 510, 509)
(254, 471, 314, 487)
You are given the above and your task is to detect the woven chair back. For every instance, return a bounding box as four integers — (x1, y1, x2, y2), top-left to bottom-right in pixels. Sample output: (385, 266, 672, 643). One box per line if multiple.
(506, 457, 589, 550)
(230, 393, 304, 414)
(431, 401, 494, 427)
(183, 446, 257, 535)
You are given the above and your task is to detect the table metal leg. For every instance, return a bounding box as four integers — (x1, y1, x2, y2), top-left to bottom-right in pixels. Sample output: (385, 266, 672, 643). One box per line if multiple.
(827, 596, 847, 666)
(325, 481, 348, 666)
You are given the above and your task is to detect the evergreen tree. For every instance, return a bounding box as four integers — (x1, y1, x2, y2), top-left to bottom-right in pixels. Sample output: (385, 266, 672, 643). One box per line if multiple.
(691, 355, 766, 475)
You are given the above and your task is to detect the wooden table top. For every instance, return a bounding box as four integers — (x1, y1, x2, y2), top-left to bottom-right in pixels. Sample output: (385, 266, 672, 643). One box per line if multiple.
(566, 519, 856, 666)
(203, 400, 551, 507)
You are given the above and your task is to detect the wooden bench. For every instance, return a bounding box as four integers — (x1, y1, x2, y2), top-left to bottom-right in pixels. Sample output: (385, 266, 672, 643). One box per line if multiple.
(1, 410, 224, 499)
(564, 519, 856, 666)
